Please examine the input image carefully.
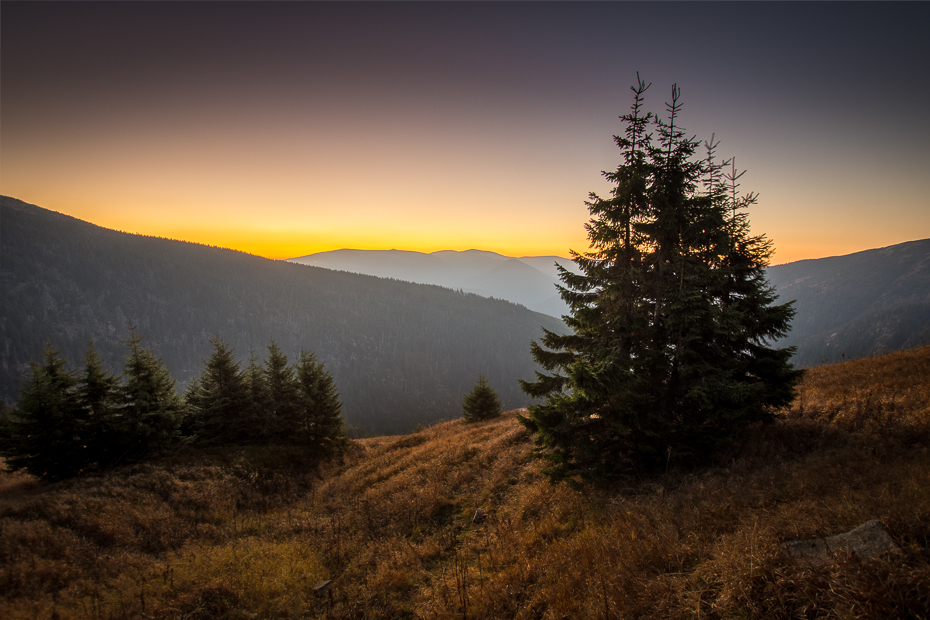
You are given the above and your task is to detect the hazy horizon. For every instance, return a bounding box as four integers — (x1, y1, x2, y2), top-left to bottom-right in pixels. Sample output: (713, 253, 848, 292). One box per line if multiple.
(2, 2, 928, 263)
(6, 193, 927, 270)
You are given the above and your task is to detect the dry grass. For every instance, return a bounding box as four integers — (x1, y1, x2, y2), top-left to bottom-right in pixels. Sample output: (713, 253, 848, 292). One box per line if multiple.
(2, 346, 929, 619)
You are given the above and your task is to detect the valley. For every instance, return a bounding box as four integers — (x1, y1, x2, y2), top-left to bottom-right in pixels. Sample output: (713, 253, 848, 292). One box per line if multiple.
(0, 197, 565, 435)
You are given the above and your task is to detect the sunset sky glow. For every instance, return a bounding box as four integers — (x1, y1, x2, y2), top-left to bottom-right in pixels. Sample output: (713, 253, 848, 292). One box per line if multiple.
(2, 2, 928, 263)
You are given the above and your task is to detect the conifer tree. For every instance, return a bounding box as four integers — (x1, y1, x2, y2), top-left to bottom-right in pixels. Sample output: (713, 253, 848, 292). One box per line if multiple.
(294, 350, 346, 455)
(0, 404, 16, 457)
(519, 76, 802, 480)
(187, 335, 249, 444)
(242, 348, 271, 440)
(1, 345, 85, 480)
(463, 375, 502, 422)
(115, 328, 185, 463)
(76, 341, 121, 468)
(263, 341, 300, 442)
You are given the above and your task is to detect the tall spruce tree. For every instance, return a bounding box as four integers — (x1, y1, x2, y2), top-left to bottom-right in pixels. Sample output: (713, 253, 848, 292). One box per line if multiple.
(519, 76, 802, 480)
(115, 329, 185, 463)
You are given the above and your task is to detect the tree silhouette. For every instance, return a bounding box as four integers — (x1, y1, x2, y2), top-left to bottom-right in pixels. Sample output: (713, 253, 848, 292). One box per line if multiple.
(115, 328, 185, 463)
(295, 350, 347, 455)
(262, 341, 300, 443)
(0, 345, 85, 480)
(76, 341, 121, 468)
(520, 76, 803, 480)
(463, 376, 502, 422)
(186, 335, 249, 444)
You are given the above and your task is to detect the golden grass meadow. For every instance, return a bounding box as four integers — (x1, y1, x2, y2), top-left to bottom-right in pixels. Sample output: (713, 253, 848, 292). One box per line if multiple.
(2, 346, 929, 619)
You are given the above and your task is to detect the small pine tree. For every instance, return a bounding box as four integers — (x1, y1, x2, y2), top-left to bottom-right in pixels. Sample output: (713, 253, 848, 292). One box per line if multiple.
(263, 341, 300, 443)
(242, 348, 272, 441)
(76, 341, 121, 469)
(1, 345, 85, 480)
(294, 350, 347, 455)
(115, 329, 185, 463)
(0, 404, 16, 455)
(462, 376, 502, 422)
(187, 335, 249, 445)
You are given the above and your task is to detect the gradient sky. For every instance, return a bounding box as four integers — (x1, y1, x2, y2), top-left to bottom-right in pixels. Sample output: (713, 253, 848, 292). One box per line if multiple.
(2, 2, 928, 264)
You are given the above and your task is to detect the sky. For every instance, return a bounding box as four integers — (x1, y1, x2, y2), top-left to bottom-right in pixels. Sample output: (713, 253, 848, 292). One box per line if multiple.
(2, 2, 928, 264)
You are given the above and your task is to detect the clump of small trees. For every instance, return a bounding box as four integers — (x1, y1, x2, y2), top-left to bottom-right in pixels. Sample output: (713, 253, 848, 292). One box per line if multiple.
(462, 375, 502, 422)
(0, 330, 346, 480)
(185, 337, 345, 455)
(520, 75, 803, 481)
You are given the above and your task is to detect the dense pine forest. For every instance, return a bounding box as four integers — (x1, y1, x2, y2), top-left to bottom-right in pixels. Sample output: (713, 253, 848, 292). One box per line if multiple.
(0, 196, 565, 435)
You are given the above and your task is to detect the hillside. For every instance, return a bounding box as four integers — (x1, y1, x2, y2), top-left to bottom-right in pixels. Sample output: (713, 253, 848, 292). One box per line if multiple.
(2, 346, 928, 619)
(0, 196, 565, 434)
(767, 239, 930, 367)
(293, 241, 930, 367)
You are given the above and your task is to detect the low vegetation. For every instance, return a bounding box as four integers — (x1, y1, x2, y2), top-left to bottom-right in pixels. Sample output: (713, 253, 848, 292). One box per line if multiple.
(2, 346, 929, 619)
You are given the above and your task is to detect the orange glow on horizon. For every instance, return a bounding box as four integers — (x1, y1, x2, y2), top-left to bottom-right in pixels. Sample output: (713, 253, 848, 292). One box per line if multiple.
(2, 189, 923, 266)
(126, 227, 590, 262)
(7, 193, 589, 261)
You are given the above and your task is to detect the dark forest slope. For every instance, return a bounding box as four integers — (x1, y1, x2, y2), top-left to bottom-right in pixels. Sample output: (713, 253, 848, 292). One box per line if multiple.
(0, 196, 565, 434)
(767, 239, 930, 367)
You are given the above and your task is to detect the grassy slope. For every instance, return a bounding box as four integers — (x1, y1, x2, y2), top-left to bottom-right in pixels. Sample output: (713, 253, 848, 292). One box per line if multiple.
(2, 347, 929, 619)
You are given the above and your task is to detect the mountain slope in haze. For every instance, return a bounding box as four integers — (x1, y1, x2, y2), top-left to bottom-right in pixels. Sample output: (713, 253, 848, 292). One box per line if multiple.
(288, 249, 581, 318)
(766, 239, 930, 367)
(0, 196, 566, 434)
(294, 241, 930, 367)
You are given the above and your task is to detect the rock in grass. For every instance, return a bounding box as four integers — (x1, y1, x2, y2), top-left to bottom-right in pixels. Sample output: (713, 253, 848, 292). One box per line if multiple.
(783, 519, 902, 563)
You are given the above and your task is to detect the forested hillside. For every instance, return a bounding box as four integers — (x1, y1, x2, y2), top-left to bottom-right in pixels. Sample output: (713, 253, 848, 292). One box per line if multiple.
(0, 196, 565, 434)
(767, 239, 930, 367)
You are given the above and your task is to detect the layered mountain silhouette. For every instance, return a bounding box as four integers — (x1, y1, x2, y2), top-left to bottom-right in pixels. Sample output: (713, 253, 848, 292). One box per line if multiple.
(0, 196, 566, 434)
(291, 241, 930, 368)
(3, 194, 927, 434)
(288, 249, 581, 318)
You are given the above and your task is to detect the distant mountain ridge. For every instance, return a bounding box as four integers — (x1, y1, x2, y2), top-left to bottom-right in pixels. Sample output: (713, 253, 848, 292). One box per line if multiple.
(292, 241, 930, 367)
(0, 196, 566, 434)
(766, 239, 930, 367)
(288, 249, 581, 318)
